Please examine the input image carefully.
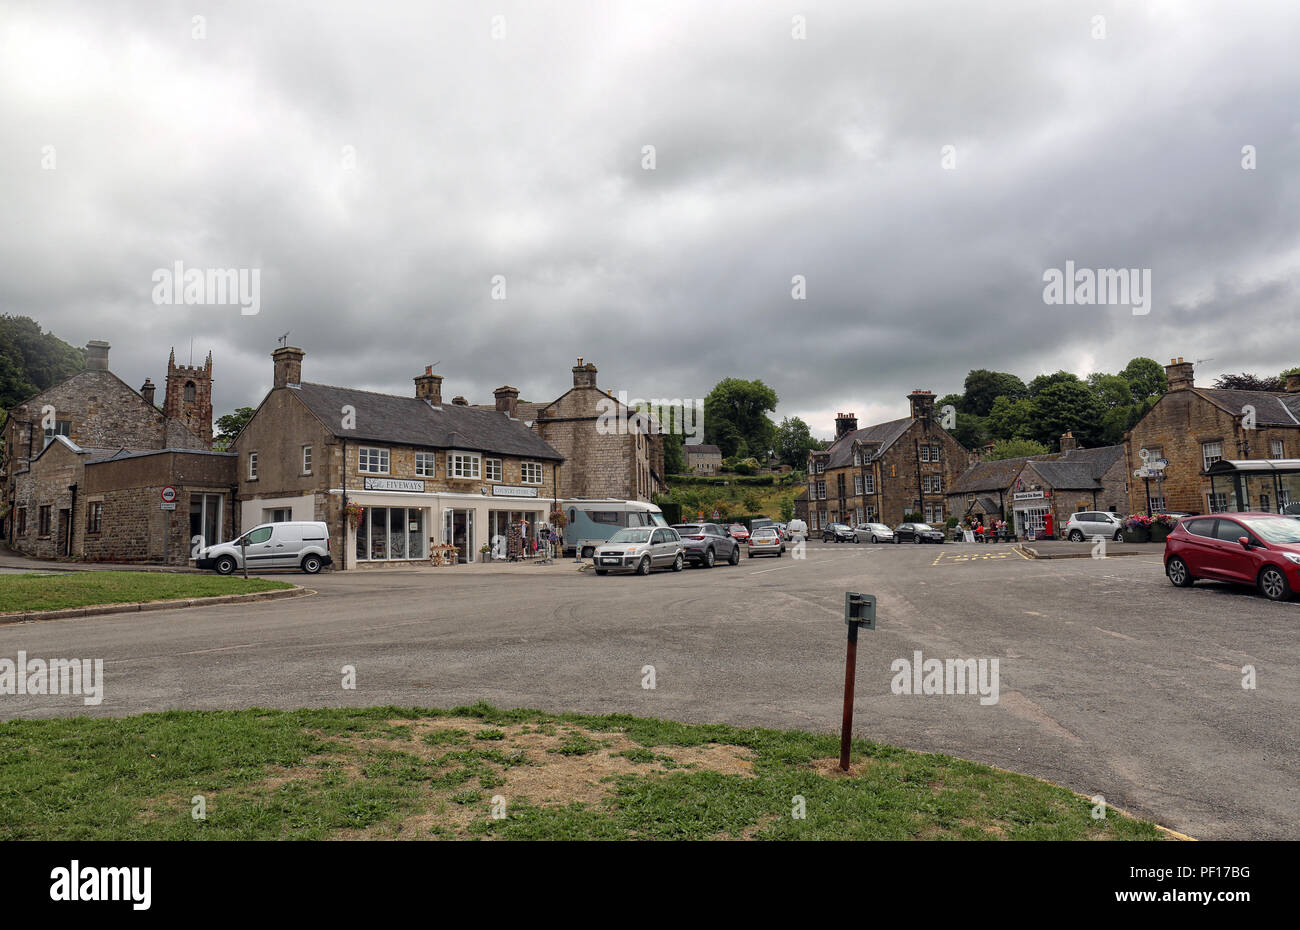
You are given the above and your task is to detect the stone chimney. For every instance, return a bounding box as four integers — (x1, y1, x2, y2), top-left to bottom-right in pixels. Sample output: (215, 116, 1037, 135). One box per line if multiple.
(494, 385, 519, 417)
(1165, 357, 1194, 392)
(572, 357, 598, 389)
(1286, 371, 1300, 393)
(1059, 431, 1078, 452)
(908, 390, 936, 422)
(414, 366, 443, 404)
(835, 412, 858, 440)
(272, 345, 305, 389)
(140, 378, 156, 406)
(452, 396, 468, 406)
(85, 340, 110, 371)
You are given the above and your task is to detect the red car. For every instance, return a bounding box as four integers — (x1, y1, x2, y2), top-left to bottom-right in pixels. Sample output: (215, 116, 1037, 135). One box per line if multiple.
(1164, 511, 1300, 601)
(727, 524, 750, 542)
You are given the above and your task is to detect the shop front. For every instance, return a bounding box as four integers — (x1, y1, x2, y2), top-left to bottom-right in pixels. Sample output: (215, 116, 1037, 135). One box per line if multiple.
(338, 480, 553, 568)
(1011, 490, 1052, 539)
(1205, 459, 1300, 513)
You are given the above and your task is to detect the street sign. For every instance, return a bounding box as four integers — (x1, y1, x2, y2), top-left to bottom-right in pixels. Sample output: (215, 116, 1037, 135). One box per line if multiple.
(160, 502, 177, 511)
(160, 486, 178, 503)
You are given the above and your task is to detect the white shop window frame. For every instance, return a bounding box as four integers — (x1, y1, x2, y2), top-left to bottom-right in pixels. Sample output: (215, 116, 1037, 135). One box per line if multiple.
(415, 452, 436, 477)
(521, 461, 543, 485)
(485, 458, 502, 482)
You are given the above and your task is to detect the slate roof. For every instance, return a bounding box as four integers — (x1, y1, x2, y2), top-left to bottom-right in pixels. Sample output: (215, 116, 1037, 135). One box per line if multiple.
(1193, 389, 1300, 427)
(84, 447, 236, 465)
(684, 444, 721, 455)
(950, 444, 1124, 493)
(820, 417, 914, 469)
(295, 383, 563, 461)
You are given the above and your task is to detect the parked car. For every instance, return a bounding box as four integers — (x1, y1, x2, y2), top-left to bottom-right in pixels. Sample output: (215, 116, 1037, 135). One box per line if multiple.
(821, 522, 855, 543)
(893, 522, 945, 544)
(671, 523, 742, 568)
(853, 522, 894, 543)
(773, 522, 790, 540)
(592, 526, 685, 575)
(727, 524, 750, 542)
(786, 517, 807, 539)
(1164, 511, 1300, 601)
(747, 526, 786, 558)
(196, 521, 333, 574)
(1064, 511, 1124, 542)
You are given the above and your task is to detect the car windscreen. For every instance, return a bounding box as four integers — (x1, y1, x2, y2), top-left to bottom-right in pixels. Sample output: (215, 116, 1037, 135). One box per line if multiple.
(913, 523, 934, 531)
(649, 512, 669, 526)
(608, 528, 653, 544)
(1241, 517, 1300, 544)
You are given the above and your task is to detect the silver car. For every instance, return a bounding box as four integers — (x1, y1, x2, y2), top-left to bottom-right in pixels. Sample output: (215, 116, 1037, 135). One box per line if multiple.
(592, 526, 684, 575)
(1064, 511, 1124, 542)
(747, 527, 785, 558)
(853, 522, 894, 543)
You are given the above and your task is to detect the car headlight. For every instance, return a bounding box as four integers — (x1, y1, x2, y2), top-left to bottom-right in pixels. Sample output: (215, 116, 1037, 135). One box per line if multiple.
(1282, 552, 1300, 565)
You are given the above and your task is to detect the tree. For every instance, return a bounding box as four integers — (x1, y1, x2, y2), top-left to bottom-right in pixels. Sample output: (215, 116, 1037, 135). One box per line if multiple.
(779, 495, 795, 521)
(983, 438, 1049, 460)
(985, 395, 1035, 441)
(662, 432, 684, 475)
(1028, 378, 1106, 446)
(214, 406, 256, 450)
(703, 378, 778, 459)
(1212, 373, 1283, 392)
(774, 416, 817, 468)
(962, 370, 1028, 417)
(1121, 357, 1167, 403)
(0, 315, 85, 410)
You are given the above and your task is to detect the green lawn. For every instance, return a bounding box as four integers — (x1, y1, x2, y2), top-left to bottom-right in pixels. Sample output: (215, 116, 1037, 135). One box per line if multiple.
(0, 704, 1168, 840)
(0, 571, 294, 613)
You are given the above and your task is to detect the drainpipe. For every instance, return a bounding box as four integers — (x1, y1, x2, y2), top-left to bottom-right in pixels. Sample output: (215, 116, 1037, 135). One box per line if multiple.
(67, 482, 77, 558)
(340, 438, 348, 571)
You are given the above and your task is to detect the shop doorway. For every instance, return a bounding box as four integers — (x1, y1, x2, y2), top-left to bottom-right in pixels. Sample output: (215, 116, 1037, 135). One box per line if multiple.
(444, 509, 474, 564)
(1016, 506, 1049, 539)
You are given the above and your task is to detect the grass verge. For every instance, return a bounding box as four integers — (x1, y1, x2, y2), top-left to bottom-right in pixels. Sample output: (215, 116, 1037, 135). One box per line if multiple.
(0, 704, 1167, 840)
(0, 571, 294, 613)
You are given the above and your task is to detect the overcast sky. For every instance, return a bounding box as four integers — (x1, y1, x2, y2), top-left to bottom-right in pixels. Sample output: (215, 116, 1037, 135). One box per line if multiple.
(3, 0, 1298, 437)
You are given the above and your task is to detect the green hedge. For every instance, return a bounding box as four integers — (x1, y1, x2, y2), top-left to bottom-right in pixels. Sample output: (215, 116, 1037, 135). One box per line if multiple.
(666, 474, 775, 487)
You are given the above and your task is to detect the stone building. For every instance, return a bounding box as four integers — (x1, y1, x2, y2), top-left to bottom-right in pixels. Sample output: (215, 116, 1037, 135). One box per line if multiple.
(945, 434, 1127, 536)
(1124, 358, 1300, 514)
(683, 444, 722, 474)
(3, 340, 230, 563)
(805, 392, 971, 531)
(234, 347, 564, 568)
(478, 359, 666, 502)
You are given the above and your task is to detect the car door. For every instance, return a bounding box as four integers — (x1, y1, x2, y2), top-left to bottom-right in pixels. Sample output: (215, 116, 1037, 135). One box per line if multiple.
(1210, 517, 1259, 583)
(1180, 518, 1222, 577)
(650, 529, 668, 566)
(241, 525, 277, 568)
(710, 524, 732, 558)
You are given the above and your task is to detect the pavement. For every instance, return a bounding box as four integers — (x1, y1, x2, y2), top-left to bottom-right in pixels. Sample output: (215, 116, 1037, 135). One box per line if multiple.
(0, 539, 1295, 840)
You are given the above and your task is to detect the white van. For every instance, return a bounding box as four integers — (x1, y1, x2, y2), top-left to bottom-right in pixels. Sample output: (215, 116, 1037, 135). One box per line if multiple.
(561, 499, 669, 558)
(195, 521, 333, 574)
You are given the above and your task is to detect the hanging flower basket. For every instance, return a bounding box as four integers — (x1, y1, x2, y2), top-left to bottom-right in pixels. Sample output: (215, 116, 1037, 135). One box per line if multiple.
(548, 509, 568, 529)
(345, 502, 365, 530)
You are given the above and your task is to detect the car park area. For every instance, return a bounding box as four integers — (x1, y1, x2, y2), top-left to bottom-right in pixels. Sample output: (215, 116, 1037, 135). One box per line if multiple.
(2, 536, 1294, 840)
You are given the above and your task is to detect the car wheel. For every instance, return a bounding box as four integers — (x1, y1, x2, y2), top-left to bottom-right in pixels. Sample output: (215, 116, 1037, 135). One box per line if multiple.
(215, 555, 237, 575)
(776, 549, 782, 557)
(729, 545, 740, 565)
(636, 556, 651, 576)
(1068, 530, 1084, 542)
(913, 535, 921, 544)
(1258, 565, 1290, 601)
(672, 553, 684, 572)
(1166, 556, 1193, 587)
(1113, 530, 1122, 542)
(703, 548, 715, 568)
(871, 535, 877, 544)
(301, 554, 323, 574)
(594, 569, 608, 575)
(581, 546, 594, 559)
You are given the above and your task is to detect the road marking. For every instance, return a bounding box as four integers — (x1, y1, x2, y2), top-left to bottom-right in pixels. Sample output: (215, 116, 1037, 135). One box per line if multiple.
(173, 642, 267, 656)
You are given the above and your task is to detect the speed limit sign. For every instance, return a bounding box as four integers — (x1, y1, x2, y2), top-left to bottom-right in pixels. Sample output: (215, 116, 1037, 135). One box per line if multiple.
(161, 486, 178, 503)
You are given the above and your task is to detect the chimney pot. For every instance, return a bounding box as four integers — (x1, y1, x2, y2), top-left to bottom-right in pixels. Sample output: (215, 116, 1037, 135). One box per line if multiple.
(1164, 357, 1195, 392)
(140, 378, 156, 406)
(572, 360, 598, 389)
(494, 385, 520, 418)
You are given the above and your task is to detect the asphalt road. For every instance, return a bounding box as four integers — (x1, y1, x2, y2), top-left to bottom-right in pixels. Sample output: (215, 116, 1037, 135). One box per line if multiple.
(1, 540, 1295, 840)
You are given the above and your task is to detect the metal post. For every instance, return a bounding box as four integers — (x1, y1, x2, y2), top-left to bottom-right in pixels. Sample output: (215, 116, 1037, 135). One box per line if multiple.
(1145, 477, 1152, 516)
(163, 509, 170, 565)
(839, 620, 859, 771)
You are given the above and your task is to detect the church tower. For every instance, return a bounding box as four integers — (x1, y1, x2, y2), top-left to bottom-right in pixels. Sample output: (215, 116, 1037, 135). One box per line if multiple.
(163, 347, 214, 445)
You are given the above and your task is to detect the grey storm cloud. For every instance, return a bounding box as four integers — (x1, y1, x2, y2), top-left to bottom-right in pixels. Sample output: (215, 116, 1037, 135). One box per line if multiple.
(2, 0, 1298, 436)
